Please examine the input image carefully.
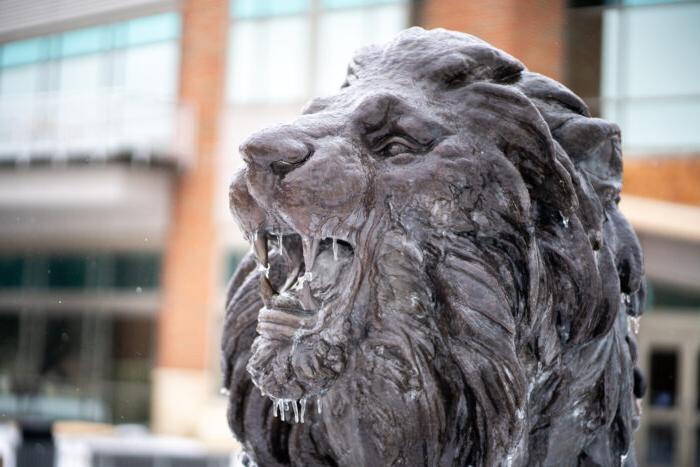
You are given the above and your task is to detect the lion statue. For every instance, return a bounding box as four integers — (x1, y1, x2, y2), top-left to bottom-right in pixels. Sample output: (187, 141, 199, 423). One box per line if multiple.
(222, 28, 645, 466)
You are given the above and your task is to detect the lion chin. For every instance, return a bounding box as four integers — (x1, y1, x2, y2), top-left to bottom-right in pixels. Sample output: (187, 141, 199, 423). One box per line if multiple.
(244, 233, 358, 403)
(222, 27, 645, 467)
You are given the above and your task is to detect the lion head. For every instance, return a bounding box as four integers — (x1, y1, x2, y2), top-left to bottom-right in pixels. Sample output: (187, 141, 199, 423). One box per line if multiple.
(222, 28, 645, 466)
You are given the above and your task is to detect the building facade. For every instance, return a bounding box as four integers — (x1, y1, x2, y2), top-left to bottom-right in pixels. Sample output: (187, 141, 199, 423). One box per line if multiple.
(0, 0, 698, 465)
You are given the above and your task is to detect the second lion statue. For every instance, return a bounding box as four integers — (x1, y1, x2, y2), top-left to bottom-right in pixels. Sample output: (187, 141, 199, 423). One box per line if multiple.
(221, 28, 646, 466)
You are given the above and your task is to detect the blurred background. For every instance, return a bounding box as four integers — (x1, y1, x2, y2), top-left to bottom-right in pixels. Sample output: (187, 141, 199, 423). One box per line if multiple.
(0, 0, 697, 466)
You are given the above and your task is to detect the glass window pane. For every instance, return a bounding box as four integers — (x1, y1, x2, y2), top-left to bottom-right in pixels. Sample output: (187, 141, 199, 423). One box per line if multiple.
(122, 42, 179, 99)
(232, 0, 309, 18)
(647, 424, 675, 465)
(600, 3, 700, 152)
(125, 13, 181, 47)
(113, 253, 160, 290)
(649, 350, 678, 407)
(47, 256, 87, 289)
(0, 256, 24, 288)
(228, 16, 310, 103)
(60, 26, 108, 58)
(41, 315, 83, 383)
(0, 64, 40, 95)
(315, 4, 408, 96)
(111, 317, 153, 382)
(0, 312, 20, 377)
(646, 280, 700, 309)
(0, 37, 47, 68)
(58, 54, 103, 93)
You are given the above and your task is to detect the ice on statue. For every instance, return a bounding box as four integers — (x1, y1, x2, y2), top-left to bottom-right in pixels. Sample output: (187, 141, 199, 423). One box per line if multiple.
(221, 27, 645, 467)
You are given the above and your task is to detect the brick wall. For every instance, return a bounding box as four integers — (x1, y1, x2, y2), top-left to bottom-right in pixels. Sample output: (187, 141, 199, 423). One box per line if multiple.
(158, 0, 228, 371)
(623, 156, 700, 208)
(420, 0, 565, 81)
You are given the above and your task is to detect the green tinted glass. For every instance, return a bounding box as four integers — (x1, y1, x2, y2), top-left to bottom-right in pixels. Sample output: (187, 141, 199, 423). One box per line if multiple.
(113, 253, 161, 290)
(232, 0, 309, 18)
(0, 37, 47, 67)
(47, 256, 88, 289)
(0, 256, 24, 288)
(125, 13, 181, 47)
(0, 313, 20, 374)
(61, 26, 108, 57)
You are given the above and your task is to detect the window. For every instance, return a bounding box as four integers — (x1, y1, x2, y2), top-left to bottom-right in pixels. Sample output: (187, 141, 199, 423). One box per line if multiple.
(649, 350, 678, 407)
(0, 313, 20, 378)
(113, 253, 161, 290)
(646, 280, 700, 310)
(600, 2, 700, 153)
(228, 15, 311, 102)
(0, 252, 161, 291)
(0, 13, 181, 98)
(647, 424, 676, 465)
(40, 315, 83, 382)
(315, 1, 408, 96)
(47, 255, 88, 289)
(0, 255, 23, 288)
(227, 0, 409, 103)
(0, 309, 155, 424)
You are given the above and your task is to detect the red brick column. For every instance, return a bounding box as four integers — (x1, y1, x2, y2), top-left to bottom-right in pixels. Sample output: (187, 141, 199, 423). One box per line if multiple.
(420, 0, 565, 81)
(154, 0, 228, 434)
(623, 156, 700, 207)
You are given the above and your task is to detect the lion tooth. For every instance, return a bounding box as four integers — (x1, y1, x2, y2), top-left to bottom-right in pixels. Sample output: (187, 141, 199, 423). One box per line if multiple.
(282, 262, 302, 292)
(259, 276, 274, 304)
(300, 398, 307, 423)
(302, 236, 320, 275)
(332, 238, 339, 261)
(278, 234, 284, 256)
(299, 281, 318, 311)
(292, 399, 300, 423)
(317, 396, 322, 414)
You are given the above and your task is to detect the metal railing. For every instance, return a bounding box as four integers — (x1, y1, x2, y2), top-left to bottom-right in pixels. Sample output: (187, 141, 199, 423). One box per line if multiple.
(0, 90, 196, 169)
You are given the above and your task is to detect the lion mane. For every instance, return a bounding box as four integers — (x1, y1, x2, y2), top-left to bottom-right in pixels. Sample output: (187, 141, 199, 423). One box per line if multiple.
(222, 28, 645, 466)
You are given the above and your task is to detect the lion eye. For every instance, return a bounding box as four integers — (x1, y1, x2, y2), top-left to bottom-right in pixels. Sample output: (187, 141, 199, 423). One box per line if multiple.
(376, 137, 417, 159)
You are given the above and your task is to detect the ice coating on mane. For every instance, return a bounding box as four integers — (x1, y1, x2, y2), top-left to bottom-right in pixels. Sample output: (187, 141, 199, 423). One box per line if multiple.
(222, 27, 645, 466)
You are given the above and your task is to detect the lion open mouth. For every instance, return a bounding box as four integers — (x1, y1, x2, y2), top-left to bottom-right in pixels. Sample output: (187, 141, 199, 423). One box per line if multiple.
(252, 231, 355, 339)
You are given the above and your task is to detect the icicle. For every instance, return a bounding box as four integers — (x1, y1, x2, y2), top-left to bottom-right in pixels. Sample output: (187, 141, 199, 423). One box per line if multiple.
(562, 216, 570, 228)
(272, 398, 279, 418)
(332, 238, 339, 261)
(280, 400, 286, 421)
(628, 316, 641, 335)
(278, 235, 284, 256)
(293, 399, 300, 423)
(256, 263, 270, 277)
(301, 236, 320, 277)
(317, 396, 322, 414)
(300, 398, 307, 424)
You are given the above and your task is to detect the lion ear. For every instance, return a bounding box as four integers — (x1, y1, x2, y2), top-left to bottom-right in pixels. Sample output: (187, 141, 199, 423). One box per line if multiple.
(517, 72, 623, 207)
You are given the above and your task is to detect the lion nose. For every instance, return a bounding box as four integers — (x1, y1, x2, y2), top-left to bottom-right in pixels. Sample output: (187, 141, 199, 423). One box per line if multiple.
(239, 127, 313, 176)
